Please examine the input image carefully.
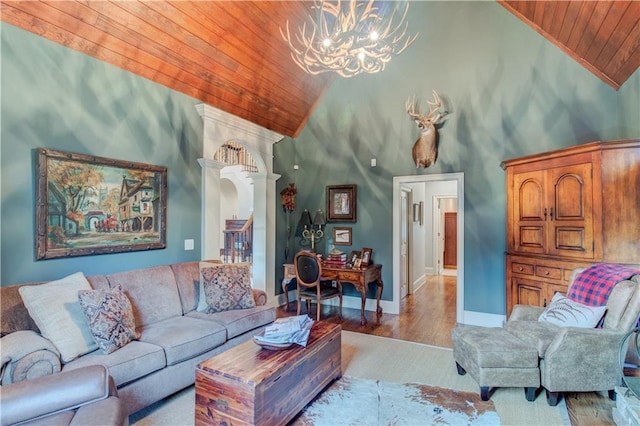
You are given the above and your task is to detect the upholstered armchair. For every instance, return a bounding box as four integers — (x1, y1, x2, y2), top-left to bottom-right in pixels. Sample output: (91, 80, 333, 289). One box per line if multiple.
(1, 364, 128, 426)
(506, 267, 640, 406)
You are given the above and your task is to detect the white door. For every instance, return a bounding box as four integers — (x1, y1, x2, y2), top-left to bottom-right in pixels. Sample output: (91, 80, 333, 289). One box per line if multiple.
(400, 187, 412, 299)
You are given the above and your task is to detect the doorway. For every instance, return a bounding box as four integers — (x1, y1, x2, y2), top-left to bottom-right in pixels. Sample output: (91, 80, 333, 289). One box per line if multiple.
(433, 196, 458, 276)
(392, 173, 464, 323)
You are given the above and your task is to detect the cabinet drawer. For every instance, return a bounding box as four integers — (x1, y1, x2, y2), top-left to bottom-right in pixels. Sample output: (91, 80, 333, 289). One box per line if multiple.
(536, 265, 562, 280)
(337, 272, 361, 282)
(511, 262, 534, 275)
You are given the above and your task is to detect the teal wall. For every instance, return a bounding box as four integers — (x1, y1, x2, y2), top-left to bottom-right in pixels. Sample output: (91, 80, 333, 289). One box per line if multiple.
(1, 23, 203, 285)
(273, 2, 637, 315)
(620, 71, 640, 138)
(1, 2, 637, 318)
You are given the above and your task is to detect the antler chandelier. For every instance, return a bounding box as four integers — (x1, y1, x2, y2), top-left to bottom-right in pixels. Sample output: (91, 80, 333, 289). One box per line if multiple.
(280, 0, 418, 78)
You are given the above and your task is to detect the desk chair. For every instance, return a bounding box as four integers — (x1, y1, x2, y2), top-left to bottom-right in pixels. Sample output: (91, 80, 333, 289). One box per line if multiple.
(294, 251, 342, 321)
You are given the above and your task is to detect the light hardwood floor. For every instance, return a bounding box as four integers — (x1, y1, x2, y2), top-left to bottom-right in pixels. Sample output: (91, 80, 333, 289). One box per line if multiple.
(277, 274, 616, 426)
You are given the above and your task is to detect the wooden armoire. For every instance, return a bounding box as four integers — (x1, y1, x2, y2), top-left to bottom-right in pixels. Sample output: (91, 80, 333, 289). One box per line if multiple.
(501, 139, 640, 315)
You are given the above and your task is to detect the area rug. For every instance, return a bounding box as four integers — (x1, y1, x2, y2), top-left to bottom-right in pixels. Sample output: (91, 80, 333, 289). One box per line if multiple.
(130, 331, 568, 425)
(292, 375, 500, 425)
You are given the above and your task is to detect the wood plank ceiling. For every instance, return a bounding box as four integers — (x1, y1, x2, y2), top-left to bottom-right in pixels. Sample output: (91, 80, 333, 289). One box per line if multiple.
(1, 2, 639, 139)
(499, 0, 640, 90)
(0, 1, 333, 138)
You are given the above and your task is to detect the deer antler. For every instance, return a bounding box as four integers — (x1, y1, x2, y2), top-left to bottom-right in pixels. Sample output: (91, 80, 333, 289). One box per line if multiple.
(406, 90, 445, 126)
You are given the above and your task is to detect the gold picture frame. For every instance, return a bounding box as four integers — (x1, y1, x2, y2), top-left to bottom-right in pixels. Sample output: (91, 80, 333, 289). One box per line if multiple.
(35, 148, 167, 260)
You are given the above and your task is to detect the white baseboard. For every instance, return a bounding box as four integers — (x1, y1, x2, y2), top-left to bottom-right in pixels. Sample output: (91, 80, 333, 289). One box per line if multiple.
(460, 310, 506, 327)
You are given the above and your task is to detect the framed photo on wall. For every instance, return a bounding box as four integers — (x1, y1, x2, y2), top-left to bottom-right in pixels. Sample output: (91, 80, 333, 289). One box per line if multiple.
(333, 227, 352, 246)
(35, 148, 167, 260)
(326, 184, 357, 222)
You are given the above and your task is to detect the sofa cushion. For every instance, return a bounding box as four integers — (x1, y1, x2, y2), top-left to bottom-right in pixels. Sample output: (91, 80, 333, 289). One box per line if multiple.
(505, 320, 560, 358)
(170, 261, 200, 314)
(18, 272, 98, 363)
(78, 285, 140, 354)
(196, 260, 223, 312)
(603, 279, 640, 330)
(137, 316, 227, 365)
(201, 263, 256, 313)
(105, 266, 182, 328)
(538, 293, 606, 328)
(187, 305, 276, 339)
(62, 340, 165, 387)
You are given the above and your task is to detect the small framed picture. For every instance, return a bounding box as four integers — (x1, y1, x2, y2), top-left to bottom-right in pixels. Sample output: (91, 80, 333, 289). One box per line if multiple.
(333, 227, 352, 246)
(326, 184, 357, 222)
(347, 250, 361, 267)
(353, 258, 362, 269)
(361, 247, 373, 266)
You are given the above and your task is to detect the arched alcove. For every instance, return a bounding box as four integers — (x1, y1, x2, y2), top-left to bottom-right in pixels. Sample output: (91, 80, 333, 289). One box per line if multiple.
(196, 104, 283, 304)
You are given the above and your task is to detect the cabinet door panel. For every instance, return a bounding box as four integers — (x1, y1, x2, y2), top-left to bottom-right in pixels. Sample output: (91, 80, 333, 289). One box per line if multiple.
(513, 171, 546, 254)
(513, 278, 545, 308)
(548, 163, 594, 258)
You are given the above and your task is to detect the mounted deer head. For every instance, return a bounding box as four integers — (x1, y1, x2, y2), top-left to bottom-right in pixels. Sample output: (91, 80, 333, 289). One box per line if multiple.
(406, 90, 449, 168)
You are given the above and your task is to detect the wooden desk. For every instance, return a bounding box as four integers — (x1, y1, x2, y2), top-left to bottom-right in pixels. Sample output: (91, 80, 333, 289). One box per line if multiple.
(283, 263, 383, 325)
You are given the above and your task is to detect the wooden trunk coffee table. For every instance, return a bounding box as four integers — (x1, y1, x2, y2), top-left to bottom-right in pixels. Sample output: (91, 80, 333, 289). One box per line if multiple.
(195, 321, 342, 426)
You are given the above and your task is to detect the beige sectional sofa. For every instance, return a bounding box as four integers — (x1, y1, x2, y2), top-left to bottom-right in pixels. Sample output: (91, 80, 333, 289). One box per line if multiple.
(0, 261, 276, 416)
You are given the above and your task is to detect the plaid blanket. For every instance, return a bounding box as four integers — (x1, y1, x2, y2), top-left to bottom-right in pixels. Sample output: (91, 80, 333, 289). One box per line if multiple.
(568, 263, 640, 306)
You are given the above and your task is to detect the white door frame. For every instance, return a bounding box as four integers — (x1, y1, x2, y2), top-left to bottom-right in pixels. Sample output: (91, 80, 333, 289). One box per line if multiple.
(400, 186, 413, 299)
(392, 173, 464, 323)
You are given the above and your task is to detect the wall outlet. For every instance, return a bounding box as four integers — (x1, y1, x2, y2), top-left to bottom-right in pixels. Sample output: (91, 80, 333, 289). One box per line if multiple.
(371, 158, 377, 167)
(184, 239, 194, 250)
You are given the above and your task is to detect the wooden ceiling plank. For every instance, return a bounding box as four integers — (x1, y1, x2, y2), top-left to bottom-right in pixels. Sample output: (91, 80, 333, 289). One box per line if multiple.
(548, 1, 570, 40)
(566, 1, 597, 52)
(165, 1, 322, 112)
(591, 2, 639, 73)
(533, 1, 546, 25)
(224, 1, 333, 96)
(611, 44, 640, 88)
(0, 2, 301, 135)
(540, 1, 558, 35)
(582, 1, 627, 65)
(602, 20, 640, 81)
(557, 1, 582, 44)
(573, 1, 611, 57)
(498, 0, 620, 89)
(82, 2, 306, 123)
(168, 1, 326, 118)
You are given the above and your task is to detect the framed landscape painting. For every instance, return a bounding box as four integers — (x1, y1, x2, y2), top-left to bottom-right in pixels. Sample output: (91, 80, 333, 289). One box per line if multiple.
(35, 148, 167, 260)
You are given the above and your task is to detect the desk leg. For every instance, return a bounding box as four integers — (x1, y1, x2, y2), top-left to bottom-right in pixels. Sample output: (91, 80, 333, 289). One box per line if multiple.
(375, 279, 383, 323)
(281, 278, 293, 311)
(359, 290, 367, 326)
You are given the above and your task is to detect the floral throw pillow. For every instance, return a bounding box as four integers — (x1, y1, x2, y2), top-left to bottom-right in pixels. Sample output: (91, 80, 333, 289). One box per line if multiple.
(201, 264, 256, 313)
(78, 285, 140, 354)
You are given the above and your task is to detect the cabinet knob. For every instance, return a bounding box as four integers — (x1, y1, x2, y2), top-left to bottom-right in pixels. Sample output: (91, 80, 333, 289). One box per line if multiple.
(518, 267, 523, 271)
(544, 271, 549, 275)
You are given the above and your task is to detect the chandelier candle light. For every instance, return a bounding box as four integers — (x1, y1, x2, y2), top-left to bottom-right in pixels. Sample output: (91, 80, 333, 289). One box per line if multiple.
(280, 0, 418, 78)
